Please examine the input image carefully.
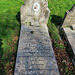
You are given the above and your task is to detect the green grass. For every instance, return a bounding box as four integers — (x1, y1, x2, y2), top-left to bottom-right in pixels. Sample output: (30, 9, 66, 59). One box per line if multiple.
(0, 0, 75, 75)
(53, 41, 65, 49)
(0, 0, 24, 74)
(48, 0, 75, 48)
(48, 0, 75, 75)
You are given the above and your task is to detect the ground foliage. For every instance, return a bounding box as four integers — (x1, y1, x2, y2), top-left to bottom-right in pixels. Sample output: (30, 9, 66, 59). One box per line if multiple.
(0, 0, 75, 75)
(48, 0, 75, 75)
(0, 0, 24, 74)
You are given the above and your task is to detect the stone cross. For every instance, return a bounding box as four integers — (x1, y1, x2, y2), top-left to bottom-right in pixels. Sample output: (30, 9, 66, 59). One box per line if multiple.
(21, 0, 50, 26)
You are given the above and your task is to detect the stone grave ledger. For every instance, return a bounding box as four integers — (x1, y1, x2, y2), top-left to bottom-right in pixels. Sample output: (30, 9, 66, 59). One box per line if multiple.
(14, 0, 60, 75)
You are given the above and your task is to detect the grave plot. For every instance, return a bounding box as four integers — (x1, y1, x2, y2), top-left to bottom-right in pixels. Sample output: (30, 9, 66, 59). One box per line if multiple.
(14, 0, 60, 75)
(62, 5, 75, 66)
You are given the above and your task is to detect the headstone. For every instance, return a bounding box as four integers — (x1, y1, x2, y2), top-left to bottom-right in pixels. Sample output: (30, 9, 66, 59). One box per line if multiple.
(62, 5, 75, 66)
(63, 5, 75, 27)
(21, 0, 50, 26)
(14, 0, 60, 75)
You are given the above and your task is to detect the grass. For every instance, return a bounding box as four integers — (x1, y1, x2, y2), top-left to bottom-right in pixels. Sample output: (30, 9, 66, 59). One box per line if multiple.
(48, 0, 75, 75)
(0, 0, 24, 74)
(48, 0, 75, 36)
(48, 0, 75, 48)
(0, 0, 75, 75)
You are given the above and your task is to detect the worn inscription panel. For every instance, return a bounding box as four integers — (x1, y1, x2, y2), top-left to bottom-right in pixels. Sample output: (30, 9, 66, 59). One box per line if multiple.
(14, 24, 60, 75)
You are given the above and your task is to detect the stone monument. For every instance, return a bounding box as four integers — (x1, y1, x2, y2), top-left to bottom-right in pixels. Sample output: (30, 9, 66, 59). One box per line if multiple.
(63, 5, 75, 27)
(62, 5, 75, 66)
(21, 0, 50, 26)
(14, 0, 60, 75)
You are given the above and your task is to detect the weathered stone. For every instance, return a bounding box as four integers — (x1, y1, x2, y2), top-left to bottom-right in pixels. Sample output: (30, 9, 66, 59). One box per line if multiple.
(62, 5, 75, 66)
(72, 24, 75, 30)
(14, 24, 60, 75)
(62, 4, 75, 27)
(14, 0, 60, 75)
(21, 0, 50, 26)
(62, 27, 75, 65)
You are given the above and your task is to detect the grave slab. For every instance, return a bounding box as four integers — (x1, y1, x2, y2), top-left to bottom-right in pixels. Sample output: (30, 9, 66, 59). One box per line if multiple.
(14, 23, 60, 75)
(14, 0, 60, 75)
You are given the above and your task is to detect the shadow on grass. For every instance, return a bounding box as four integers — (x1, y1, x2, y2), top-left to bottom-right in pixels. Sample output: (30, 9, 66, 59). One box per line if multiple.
(0, 10, 21, 74)
(0, 38, 5, 75)
(0, 10, 21, 37)
(51, 15, 63, 27)
(13, 11, 21, 74)
(16, 12, 21, 24)
(59, 28, 74, 61)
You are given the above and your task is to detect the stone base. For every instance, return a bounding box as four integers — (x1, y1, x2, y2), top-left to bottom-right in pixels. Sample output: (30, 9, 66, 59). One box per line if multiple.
(14, 23, 60, 75)
(62, 27, 75, 66)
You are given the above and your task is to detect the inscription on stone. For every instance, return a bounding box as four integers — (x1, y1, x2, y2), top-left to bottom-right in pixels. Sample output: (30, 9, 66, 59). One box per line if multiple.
(14, 0, 60, 75)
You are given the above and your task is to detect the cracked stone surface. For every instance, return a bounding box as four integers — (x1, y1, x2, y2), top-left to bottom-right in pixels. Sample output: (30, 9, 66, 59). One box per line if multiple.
(14, 23, 60, 75)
